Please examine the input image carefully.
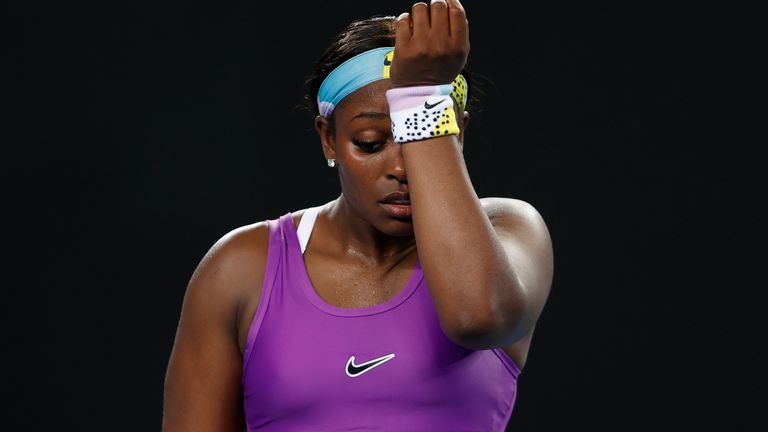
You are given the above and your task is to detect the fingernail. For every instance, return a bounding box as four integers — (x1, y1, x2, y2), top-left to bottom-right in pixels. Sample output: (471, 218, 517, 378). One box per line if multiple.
(396, 12, 410, 20)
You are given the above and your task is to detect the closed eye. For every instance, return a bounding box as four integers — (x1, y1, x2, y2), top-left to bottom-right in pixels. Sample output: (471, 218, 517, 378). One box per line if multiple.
(352, 138, 386, 153)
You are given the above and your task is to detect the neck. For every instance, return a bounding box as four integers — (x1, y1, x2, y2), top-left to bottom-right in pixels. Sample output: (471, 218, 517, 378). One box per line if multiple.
(323, 194, 416, 266)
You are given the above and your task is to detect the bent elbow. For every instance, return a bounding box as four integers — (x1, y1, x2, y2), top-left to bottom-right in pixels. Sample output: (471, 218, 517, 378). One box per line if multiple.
(444, 302, 529, 351)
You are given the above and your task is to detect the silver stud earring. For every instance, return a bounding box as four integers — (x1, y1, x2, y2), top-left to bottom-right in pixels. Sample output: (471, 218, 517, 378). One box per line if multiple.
(327, 158, 337, 168)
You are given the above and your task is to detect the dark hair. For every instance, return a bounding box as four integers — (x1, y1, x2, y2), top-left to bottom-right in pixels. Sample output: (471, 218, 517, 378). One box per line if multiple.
(303, 15, 474, 134)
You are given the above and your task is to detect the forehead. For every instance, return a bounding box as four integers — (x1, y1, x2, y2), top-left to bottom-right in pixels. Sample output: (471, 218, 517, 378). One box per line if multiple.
(333, 80, 393, 121)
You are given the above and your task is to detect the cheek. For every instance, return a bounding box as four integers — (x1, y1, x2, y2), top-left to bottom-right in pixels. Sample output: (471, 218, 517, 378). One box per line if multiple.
(340, 162, 375, 195)
(338, 154, 383, 200)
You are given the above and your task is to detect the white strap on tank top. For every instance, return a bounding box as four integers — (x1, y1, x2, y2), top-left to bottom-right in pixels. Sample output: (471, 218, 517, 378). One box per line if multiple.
(296, 205, 323, 255)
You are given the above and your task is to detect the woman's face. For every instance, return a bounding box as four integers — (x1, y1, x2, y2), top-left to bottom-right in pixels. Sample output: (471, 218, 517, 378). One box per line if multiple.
(315, 79, 467, 237)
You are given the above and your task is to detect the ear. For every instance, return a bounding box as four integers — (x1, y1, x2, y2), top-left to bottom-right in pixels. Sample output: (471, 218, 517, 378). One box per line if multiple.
(315, 115, 336, 160)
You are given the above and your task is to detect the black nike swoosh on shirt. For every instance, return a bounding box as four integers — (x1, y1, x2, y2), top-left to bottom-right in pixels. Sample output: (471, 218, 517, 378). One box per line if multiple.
(424, 99, 446, 109)
(345, 353, 396, 377)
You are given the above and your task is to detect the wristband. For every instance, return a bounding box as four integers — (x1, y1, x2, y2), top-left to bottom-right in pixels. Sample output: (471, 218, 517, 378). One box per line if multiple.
(386, 84, 460, 144)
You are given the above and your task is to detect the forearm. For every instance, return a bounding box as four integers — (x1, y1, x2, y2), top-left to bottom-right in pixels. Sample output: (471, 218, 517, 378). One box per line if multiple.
(388, 0, 528, 348)
(401, 135, 524, 346)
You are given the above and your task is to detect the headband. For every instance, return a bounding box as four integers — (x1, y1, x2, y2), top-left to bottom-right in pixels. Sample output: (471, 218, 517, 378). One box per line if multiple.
(317, 46, 468, 118)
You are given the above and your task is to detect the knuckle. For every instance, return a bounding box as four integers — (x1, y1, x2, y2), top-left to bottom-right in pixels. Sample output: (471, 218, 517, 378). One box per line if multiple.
(430, 0, 447, 9)
(429, 40, 446, 52)
(431, 48, 447, 59)
(414, 45, 429, 57)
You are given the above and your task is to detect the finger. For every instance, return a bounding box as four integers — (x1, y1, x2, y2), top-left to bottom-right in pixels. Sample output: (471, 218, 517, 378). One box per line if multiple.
(446, 0, 468, 41)
(394, 12, 412, 45)
(429, 0, 449, 37)
(445, 0, 466, 16)
(411, 2, 430, 37)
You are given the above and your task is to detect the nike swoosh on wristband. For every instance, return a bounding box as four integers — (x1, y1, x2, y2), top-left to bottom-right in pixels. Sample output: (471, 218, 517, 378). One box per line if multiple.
(424, 99, 446, 110)
(345, 353, 396, 377)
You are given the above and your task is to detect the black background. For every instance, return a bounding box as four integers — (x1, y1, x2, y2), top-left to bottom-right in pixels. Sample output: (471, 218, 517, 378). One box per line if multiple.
(4, 1, 764, 430)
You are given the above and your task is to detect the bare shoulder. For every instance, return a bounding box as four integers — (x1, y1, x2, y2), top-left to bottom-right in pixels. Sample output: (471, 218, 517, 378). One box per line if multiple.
(480, 197, 549, 233)
(197, 221, 272, 306)
(162, 221, 271, 431)
(213, 221, 271, 267)
(479, 197, 554, 370)
(204, 221, 274, 354)
(480, 197, 553, 267)
(479, 196, 553, 268)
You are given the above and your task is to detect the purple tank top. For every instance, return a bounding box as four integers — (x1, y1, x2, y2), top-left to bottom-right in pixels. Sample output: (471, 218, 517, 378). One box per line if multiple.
(242, 211, 521, 431)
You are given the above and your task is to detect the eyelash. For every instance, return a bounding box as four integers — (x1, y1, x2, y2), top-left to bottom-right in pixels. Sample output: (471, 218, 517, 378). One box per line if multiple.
(352, 138, 386, 153)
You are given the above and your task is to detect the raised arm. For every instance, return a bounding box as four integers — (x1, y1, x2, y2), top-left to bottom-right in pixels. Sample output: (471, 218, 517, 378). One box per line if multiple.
(162, 223, 268, 432)
(390, 0, 554, 350)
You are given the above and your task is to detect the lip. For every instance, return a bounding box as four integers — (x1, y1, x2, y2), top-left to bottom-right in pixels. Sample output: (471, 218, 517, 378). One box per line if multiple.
(380, 191, 410, 204)
(380, 202, 412, 218)
(379, 191, 411, 217)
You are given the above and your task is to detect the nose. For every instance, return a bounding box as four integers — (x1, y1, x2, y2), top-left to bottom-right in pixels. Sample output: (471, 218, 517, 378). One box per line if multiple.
(387, 143, 407, 183)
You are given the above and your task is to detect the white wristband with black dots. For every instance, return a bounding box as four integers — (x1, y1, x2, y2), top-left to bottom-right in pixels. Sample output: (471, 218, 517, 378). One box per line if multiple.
(386, 84, 460, 144)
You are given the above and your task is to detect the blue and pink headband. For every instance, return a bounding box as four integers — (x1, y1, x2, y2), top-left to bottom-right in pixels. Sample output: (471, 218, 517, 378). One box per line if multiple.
(317, 46, 468, 118)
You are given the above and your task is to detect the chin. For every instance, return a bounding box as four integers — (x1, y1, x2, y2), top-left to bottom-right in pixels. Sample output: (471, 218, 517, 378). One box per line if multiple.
(379, 217, 414, 237)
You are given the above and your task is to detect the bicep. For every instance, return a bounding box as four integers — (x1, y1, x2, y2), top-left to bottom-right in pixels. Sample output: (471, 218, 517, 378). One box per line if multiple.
(163, 227, 266, 432)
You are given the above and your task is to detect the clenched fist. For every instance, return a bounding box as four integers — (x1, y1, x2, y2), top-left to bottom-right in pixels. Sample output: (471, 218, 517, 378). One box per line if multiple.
(389, 0, 470, 88)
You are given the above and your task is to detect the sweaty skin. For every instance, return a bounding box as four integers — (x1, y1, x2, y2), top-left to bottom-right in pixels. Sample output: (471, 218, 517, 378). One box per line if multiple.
(162, 1, 553, 430)
(317, 0, 553, 351)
